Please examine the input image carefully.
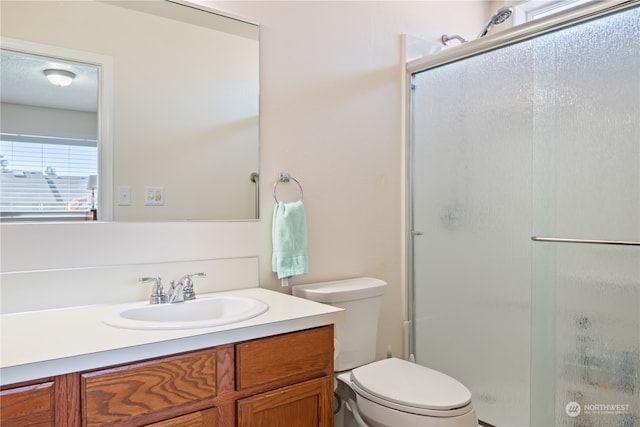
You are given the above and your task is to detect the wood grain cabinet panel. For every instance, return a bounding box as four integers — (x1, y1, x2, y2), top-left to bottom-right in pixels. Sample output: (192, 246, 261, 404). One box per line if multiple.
(2, 326, 334, 427)
(81, 349, 217, 426)
(237, 377, 333, 427)
(236, 326, 334, 391)
(0, 381, 54, 427)
(143, 407, 219, 427)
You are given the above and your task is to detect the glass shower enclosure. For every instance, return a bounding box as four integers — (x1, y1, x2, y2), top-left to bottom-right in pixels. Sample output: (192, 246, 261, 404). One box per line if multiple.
(408, 2, 639, 426)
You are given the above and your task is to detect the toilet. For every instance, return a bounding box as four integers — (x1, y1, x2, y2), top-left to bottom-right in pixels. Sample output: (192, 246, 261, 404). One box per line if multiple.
(292, 277, 478, 427)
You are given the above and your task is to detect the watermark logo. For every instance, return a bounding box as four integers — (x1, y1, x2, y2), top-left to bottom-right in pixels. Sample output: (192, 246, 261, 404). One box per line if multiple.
(565, 401, 631, 418)
(565, 402, 581, 417)
(583, 403, 630, 415)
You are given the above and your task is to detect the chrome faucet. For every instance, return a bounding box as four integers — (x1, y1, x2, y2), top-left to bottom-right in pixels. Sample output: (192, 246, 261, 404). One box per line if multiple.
(167, 280, 185, 303)
(141, 273, 206, 304)
(165, 272, 206, 303)
(177, 272, 206, 301)
(139, 277, 167, 304)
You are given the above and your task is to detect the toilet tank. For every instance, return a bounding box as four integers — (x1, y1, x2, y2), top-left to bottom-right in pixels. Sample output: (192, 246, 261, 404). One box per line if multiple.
(292, 277, 387, 371)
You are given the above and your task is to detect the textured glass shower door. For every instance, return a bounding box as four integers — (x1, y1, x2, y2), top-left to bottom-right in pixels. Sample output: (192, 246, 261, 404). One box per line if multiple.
(410, 5, 639, 427)
(410, 33, 535, 427)
(529, 6, 640, 426)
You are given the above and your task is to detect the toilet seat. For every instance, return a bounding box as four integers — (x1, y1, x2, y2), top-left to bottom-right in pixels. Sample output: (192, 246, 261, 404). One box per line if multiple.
(350, 358, 473, 418)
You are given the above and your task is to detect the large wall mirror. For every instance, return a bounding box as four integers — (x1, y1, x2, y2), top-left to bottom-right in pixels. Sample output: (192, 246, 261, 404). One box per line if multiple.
(0, 0, 260, 222)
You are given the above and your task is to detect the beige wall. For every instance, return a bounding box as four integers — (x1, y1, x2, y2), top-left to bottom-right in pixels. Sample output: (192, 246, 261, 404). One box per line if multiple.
(0, 1, 485, 360)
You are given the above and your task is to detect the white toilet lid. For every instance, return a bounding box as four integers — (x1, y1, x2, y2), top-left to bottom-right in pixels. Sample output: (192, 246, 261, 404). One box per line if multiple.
(350, 358, 472, 412)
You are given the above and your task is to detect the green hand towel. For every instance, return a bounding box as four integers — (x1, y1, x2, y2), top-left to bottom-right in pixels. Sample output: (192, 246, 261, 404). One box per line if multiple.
(272, 201, 308, 279)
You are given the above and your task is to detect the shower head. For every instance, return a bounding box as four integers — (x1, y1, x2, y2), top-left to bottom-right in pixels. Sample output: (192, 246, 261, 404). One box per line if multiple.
(477, 6, 513, 39)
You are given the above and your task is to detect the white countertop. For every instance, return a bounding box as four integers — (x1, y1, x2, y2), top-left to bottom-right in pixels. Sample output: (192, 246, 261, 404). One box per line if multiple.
(0, 287, 343, 386)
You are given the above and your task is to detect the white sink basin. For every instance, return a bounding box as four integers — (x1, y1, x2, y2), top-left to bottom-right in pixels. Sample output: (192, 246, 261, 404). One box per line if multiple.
(103, 295, 269, 330)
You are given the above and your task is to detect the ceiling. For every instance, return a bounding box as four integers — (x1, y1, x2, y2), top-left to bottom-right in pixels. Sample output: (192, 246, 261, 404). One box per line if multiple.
(1, 49, 98, 113)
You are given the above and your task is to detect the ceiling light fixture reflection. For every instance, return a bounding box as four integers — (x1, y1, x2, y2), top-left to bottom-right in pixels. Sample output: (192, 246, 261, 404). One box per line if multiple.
(43, 69, 76, 87)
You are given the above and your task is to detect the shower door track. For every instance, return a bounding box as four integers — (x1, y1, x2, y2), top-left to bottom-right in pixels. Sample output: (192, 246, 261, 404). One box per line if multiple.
(531, 236, 640, 246)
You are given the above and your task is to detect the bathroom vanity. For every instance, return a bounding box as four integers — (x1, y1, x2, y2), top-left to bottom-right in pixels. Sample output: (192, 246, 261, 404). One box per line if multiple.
(0, 288, 341, 427)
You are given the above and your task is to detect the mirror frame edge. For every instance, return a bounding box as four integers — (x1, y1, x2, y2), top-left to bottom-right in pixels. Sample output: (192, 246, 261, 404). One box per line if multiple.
(169, 0, 261, 27)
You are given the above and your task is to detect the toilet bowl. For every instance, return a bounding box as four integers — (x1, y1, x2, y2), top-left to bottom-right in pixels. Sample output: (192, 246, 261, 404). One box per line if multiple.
(292, 278, 478, 427)
(341, 358, 478, 427)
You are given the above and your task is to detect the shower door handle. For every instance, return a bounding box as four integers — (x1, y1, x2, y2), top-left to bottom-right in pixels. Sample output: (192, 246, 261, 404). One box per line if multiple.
(411, 231, 424, 236)
(531, 236, 640, 246)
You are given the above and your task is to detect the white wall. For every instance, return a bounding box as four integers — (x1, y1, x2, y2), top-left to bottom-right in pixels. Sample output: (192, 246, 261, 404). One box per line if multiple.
(0, 1, 485, 360)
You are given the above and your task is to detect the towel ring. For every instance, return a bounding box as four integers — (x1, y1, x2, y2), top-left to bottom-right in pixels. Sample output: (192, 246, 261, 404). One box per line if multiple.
(273, 172, 303, 203)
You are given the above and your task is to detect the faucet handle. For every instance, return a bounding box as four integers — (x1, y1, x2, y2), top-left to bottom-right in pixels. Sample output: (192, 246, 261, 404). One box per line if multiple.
(182, 272, 206, 301)
(139, 276, 167, 304)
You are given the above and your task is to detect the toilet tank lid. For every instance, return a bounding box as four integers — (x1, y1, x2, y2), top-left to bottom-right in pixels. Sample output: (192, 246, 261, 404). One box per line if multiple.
(292, 277, 387, 303)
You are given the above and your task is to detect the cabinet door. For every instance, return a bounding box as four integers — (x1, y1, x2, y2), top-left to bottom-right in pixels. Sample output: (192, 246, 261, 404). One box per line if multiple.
(0, 382, 54, 427)
(143, 407, 219, 427)
(237, 377, 333, 427)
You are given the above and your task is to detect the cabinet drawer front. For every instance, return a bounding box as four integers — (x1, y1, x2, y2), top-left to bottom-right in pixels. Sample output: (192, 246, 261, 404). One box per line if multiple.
(82, 349, 217, 425)
(0, 382, 54, 427)
(143, 407, 219, 427)
(236, 326, 333, 391)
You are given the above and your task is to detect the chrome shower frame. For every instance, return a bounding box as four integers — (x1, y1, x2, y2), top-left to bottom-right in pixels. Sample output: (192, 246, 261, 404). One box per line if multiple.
(404, 0, 639, 362)
(414, 0, 637, 74)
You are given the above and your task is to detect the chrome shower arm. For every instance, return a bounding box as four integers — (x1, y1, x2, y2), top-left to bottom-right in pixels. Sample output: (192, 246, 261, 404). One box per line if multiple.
(441, 34, 467, 45)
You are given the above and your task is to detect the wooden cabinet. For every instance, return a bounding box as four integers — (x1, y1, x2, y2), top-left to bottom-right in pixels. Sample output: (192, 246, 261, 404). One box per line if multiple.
(0, 381, 54, 427)
(1, 325, 334, 427)
(144, 407, 221, 427)
(237, 377, 333, 427)
(81, 346, 233, 426)
(236, 326, 334, 427)
(0, 374, 80, 427)
(236, 326, 334, 392)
